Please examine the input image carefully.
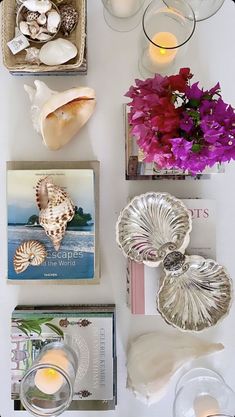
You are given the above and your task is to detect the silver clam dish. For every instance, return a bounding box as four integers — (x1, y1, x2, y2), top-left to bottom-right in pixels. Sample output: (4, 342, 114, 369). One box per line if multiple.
(116, 192, 232, 332)
(158, 255, 232, 331)
(116, 192, 192, 267)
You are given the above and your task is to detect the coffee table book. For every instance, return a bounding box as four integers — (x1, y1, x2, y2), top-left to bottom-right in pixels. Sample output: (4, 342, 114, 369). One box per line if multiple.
(7, 161, 99, 284)
(11, 304, 117, 411)
(127, 199, 216, 315)
(124, 105, 224, 180)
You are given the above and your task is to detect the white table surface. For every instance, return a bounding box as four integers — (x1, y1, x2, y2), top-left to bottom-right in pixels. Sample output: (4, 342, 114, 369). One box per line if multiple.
(1, 1, 235, 416)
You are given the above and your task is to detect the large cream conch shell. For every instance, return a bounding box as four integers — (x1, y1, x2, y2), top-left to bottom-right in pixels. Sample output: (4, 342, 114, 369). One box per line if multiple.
(24, 80, 96, 150)
(36, 176, 75, 250)
(127, 332, 224, 405)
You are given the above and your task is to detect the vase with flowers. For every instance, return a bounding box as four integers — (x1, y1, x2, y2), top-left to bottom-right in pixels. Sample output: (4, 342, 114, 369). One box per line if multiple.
(125, 68, 235, 175)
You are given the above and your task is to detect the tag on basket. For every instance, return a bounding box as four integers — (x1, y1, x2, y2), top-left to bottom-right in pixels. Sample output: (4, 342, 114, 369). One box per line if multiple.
(7, 34, 30, 55)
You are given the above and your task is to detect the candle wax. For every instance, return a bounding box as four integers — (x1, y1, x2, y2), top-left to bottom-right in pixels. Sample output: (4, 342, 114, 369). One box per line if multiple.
(149, 32, 178, 67)
(110, 0, 137, 18)
(194, 395, 220, 417)
(34, 349, 69, 395)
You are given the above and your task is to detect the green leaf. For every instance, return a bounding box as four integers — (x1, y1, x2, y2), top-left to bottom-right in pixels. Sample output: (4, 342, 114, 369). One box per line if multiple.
(17, 325, 30, 336)
(45, 323, 64, 338)
(192, 144, 201, 153)
(188, 99, 200, 108)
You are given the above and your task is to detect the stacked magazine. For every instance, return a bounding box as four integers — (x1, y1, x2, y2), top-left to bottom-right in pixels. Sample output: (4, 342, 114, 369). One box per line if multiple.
(11, 305, 117, 411)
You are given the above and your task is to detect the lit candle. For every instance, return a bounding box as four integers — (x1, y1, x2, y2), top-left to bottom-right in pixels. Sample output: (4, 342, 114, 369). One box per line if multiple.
(110, 0, 137, 17)
(149, 32, 178, 69)
(194, 395, 220, 417)
(34, 349, 69, 395)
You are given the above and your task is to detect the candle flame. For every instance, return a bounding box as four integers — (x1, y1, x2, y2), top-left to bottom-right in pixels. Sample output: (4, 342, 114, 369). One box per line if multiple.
(160, 48, 166, 55)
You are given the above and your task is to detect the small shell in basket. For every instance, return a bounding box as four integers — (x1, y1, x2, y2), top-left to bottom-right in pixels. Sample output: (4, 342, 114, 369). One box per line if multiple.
(23, 0, 52, 14)
(25, 47, 41, 65)
(39, 38, 77, 65)
(116, 192, 192, 267)
(60, 4, 79, 36)
(14, 240, 47, 274)
(24, 81, 96, 150)
(158, 255, 232, 331)
(47, 10, 61, 33)
(36, 176, 75, 250)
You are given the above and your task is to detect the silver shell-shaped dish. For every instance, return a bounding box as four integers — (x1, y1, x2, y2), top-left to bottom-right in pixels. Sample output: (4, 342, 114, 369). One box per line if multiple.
(116, 192, 192, 267)
(157, 255, 232, 331)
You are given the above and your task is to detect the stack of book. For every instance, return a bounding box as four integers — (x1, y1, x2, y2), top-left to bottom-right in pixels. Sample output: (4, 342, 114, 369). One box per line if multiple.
(11, 304, 117, 411)
(124, 105, 224, 180)
(127, 199, 216, 315)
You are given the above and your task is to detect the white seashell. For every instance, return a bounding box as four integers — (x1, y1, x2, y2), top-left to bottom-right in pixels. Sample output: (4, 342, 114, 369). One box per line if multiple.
(23, 0, 52, 14)
(47, 10, 61, 33)
(24, 80, 96, 150)
(19, 21, 30, 36)
(25, 47, 41, 65)
(127, 332, 224, 405)
(24, 80, 58, 133)
(36, 176, 75, 250)
(36, 32, 52, 41)
(28, 20, 41, 39)
(39, 38, 77, 66)
(37, 13, 47, 25)
(14, 240, 47, 274)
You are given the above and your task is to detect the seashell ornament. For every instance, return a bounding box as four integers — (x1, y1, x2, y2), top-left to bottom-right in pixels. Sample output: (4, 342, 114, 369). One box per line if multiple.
(60, 4, 79, 36)
(24, 80, 96, 150)
(39, 38, 77, 65)
(36, 176, 75, 250)
(127, 332, 224, 405)
(14, 240, 47, 274)
(23, 0, 52, 14)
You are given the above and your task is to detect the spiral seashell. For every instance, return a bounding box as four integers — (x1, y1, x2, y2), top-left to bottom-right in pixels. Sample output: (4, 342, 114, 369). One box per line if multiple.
(158, 255, 232, 331)
(116, 192, 192, 267)
(36, 176, 75, 250)
(14, 240, 47, 274)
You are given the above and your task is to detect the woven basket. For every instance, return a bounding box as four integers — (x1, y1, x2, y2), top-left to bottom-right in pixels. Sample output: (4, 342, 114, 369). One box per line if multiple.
(1, 0, 86, 73)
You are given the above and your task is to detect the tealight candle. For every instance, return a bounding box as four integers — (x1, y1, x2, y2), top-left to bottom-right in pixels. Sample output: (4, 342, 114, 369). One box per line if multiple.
(149, 31, 178, 69)
(34, 349, 69, 395)
(194, 395, 220, 417)
(110, 0, 137, 17)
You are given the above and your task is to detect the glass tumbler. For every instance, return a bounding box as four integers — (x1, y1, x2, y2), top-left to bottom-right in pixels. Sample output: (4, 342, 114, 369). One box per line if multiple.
(187, 0, 225, 21)
(139, 0, 196, 77)
(20, 342, 78, 417)
(102, 0, 145, 32)
(174, 368, 235, 417)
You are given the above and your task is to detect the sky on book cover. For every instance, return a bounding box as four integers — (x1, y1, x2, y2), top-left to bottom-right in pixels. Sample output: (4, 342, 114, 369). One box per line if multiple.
(8, 169, 96, 281)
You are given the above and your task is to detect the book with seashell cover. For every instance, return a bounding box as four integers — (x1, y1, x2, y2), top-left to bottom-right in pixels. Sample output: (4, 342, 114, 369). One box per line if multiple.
(11, 304, 117, 411)
(7, 161, 99, 284)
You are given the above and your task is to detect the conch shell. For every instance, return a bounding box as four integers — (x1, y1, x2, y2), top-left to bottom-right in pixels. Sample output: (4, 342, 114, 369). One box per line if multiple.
(36, 176, 75, 250)
(127, 332, 224, 405)
(24, 80, 96, 150)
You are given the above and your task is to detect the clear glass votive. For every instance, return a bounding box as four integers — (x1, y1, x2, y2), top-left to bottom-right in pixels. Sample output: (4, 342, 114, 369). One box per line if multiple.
(174, 368, 235, 417)
(102, 0, 145, 32)
(186, 0, 225, 21)
(139, 0, 196, 77)
(20, 342, 78, 417)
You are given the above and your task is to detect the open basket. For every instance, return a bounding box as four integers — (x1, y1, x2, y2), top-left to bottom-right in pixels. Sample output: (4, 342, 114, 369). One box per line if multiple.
(1, 0, 87, 75)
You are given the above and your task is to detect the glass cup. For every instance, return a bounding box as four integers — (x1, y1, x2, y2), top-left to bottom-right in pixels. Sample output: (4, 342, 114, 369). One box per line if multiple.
(20, 342, 78, 417)
(102, 0, 145, 32)
(186, 0, 225, 21)
(174, 368, 235, 417)
(139, 0, 196, 77)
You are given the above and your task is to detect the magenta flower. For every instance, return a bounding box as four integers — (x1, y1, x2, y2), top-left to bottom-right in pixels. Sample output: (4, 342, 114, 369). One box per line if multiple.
(126, 68, 235, 175)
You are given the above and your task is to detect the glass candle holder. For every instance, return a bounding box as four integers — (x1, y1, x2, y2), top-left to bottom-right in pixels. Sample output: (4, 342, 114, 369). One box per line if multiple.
(174, 368, 235, 417)
(139, 0, 196, 77)
(186, 0, 225, 21)
(102, 0, 145, 32)
(20, 342, 78, 417)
